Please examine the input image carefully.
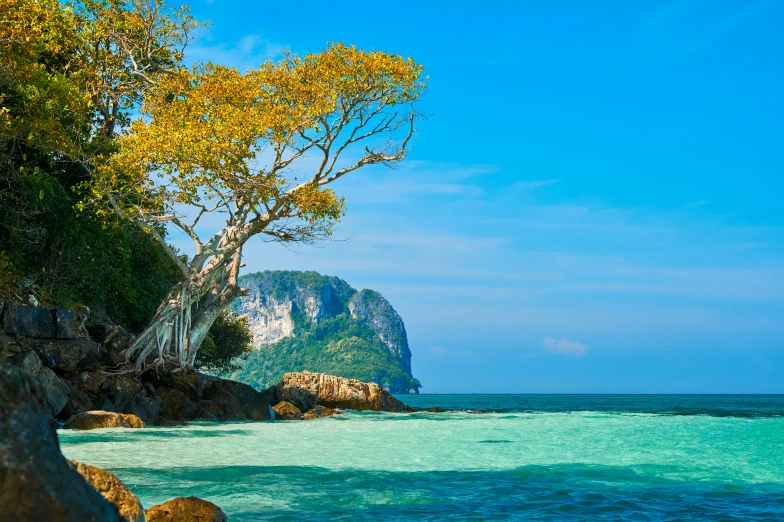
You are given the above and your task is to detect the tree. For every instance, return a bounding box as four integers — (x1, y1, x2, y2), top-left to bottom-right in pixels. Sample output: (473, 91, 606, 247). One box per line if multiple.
(1, 0, 197, 317)
(87, 43, 426, 374)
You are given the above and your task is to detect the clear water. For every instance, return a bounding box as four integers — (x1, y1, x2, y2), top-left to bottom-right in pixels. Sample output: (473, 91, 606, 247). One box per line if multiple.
(59, 395, 784, 521)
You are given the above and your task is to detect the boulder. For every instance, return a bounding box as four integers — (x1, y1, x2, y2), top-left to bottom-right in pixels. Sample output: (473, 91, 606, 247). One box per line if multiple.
(2, 302, 56, 338)
(0, 365, 121, 521)
(146, 497, 227, 522)
(426, 407, 445, 413)
(200, 375, 274, 421)
(23, 338, 100, 372)
(68, 460, 145, 522)
(156, 386, 198, 422)
(277, 371, 408, 412)
(7, 350, 70, 417)
(55, 309, 81, 339)
(303, 404, 340, 419)
(63, 410, 145, 430)
(272, 400, 303, 420)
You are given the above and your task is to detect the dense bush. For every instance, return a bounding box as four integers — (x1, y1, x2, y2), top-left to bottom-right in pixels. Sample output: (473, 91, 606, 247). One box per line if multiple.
(196, 311, 253, 376)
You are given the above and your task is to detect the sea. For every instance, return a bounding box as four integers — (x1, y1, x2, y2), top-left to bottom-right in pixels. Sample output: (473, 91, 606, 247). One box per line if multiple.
(59, 394, 784, 521)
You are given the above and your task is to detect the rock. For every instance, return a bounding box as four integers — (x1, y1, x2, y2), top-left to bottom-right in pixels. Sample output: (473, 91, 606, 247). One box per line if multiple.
(156, 387, 198, 422)
(272, 400, 303, 420)
(68, 460, 145, 522)
(426, 407, 445, 413)
(200, 375, 274, 421)
(7, 350, 70, 417)
(277, 371, 408, 412)
(110, 389, 161, 422)
(55, 309, 81, 339)
(303, 404, 340, 419)
(22, 337, 100, 372)
(62, 410, 145, 430)
(79, 371, 107, 395)
(2, 302, 56, 338)
(0, 364, 122, 521)
(146, 496, 227, 522)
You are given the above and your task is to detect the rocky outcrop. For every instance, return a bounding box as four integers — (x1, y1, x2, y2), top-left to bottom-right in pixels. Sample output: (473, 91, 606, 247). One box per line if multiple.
(0, 364, 122, 521)
(348, 289, 412, 374)
(68, 460, 145, 522)
(277, 371, 409, 412)
(233, 271, 420, 394)
(2, 301, 276, 425)
(146, 497, 227, 522)
(63, 410, 145, 430)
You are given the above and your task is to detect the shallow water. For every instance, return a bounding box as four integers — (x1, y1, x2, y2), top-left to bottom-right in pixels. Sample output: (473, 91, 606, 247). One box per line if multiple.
(59, 395, 784, 521)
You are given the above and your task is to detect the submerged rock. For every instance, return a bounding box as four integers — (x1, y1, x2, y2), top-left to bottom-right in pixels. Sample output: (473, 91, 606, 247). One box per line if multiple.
(277, 371, 408, 412)
(0, 365, 121, 521)
(68, 460, 145, 522)
(63, 410, 145, 430)
(272, 400, 304, 420)
(146, 496, 227, 522)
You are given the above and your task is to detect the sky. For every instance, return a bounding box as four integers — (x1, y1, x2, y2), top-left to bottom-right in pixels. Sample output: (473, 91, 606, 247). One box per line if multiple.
(171, 0, 784, 393)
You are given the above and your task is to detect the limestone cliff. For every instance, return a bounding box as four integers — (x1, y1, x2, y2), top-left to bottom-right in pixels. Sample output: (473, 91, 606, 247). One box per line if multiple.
(230, 271, 420, 394)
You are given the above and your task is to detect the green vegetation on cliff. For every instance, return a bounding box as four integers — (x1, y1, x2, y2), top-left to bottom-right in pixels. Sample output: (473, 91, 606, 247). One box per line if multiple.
(229, 271, 420, 394)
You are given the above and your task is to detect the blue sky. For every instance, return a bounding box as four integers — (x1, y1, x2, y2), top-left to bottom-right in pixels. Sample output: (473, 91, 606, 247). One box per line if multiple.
(176, 0, 784, 393)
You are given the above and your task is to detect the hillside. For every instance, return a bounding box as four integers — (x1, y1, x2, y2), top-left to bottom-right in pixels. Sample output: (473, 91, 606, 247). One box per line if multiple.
(229, 271, 420, 394)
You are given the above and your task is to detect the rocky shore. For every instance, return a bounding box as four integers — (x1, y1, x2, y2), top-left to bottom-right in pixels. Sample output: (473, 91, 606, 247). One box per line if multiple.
(1, 302, 410, 429)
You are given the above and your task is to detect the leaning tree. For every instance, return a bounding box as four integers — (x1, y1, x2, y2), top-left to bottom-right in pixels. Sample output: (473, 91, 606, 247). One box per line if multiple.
(87, 43, 426, 373)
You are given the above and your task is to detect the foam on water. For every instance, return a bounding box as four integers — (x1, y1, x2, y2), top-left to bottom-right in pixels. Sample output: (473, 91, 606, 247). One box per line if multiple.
(59, 397, 784, 521)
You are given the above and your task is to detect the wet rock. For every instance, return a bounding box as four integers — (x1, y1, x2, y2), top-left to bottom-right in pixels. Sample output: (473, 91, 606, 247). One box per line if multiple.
(0, 365, 121, 521)
(55, 309, 81, 339)
(7, 350, 71, 417)
(68, 460, 145, 522)
(156, 387, 198, 422)
(23, 338, 100, 372)
(200, 375, 274, 421)
(426, 407, 445, 413)
(303, 404, 340, 419)
(277, 371, 408, 412)
(146, 496, 227, 522)
(2, 302, 56, 338)
(62, 410, 145, 430)
(272, 400, 303, 420)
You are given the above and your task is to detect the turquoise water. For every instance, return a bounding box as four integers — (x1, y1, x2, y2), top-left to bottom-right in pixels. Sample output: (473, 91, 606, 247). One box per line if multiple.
(59, 395, 784, 521)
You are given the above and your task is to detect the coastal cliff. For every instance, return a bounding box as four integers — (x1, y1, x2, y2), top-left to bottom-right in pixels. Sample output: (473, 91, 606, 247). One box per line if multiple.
(231, 271, 420, 394)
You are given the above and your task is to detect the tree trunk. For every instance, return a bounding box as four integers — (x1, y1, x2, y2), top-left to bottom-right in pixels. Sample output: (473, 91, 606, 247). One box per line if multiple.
(118, 248, 246, 374)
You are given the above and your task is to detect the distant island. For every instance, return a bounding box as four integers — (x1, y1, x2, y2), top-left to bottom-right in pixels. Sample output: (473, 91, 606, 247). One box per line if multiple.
(229, 271, 421, 394)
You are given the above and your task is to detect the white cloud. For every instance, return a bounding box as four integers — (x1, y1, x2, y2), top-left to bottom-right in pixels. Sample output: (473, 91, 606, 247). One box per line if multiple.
(543, 338, 589, 357)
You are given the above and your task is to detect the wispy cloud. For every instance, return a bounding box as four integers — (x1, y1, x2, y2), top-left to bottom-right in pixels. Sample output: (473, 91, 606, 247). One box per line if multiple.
(511, 178, 562, 191)
(187, 31, 288, 72)
(543, 338, 589, 357)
